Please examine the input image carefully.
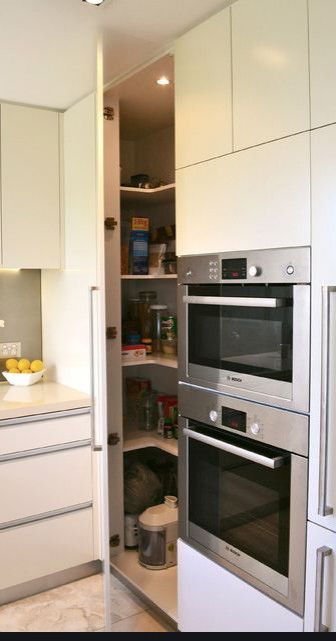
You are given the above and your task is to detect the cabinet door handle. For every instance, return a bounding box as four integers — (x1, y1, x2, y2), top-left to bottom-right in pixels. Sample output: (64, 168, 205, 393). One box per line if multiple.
(89, 286, 102, 453)
(318, 287, 336, 517)
(314, 546, 332, 632)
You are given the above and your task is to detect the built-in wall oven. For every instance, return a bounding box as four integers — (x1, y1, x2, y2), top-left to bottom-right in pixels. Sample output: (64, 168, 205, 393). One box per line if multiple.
(178, 247, 310, 413)
(179, 384, 308, 616)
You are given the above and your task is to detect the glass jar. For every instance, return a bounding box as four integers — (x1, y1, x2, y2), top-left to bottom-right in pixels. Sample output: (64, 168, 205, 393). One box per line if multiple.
(139, 291, 157, 339)
(150, 304, 168, 353)
(140, 390, 158, 431)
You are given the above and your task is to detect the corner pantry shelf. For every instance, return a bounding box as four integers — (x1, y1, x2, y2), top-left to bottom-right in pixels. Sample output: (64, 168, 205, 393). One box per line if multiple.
(123, 430, 178, 457)
(120, 183, 175, 206)
(122, 355, 178, 369)
(121, 274, 177, 280)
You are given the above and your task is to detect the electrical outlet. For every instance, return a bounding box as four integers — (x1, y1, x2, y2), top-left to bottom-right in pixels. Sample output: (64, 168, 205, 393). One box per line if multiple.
(0, 343, 22, 358)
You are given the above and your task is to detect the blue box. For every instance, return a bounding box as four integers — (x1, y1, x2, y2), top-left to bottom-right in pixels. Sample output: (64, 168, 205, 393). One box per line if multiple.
(130, 230, 149, 275)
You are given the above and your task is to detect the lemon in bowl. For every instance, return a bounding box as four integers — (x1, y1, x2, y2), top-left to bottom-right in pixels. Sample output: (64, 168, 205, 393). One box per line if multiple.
(3, 358, 46, 387)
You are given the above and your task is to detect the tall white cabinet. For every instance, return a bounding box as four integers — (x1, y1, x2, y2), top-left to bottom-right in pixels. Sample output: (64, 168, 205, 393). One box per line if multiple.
(231, 0, 310, 150)
(309, 0, 336, 129)
(305, 523, 336, 632)
(0, 103, 61, 268)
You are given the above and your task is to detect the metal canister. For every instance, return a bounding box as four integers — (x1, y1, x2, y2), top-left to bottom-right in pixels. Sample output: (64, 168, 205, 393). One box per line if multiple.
(150, 305, 168, 353)
(161, 315, 177, 340)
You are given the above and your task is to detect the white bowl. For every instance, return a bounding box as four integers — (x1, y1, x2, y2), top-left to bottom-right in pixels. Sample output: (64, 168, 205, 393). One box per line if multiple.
(2, 370, 46, 387)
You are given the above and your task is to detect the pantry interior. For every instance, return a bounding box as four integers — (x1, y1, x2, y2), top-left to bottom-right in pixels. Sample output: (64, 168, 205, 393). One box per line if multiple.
(104, 54, 178, 623)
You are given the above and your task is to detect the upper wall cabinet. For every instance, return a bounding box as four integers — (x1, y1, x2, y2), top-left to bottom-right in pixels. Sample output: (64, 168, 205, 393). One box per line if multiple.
(1, 103, 61, 269)
(175, 8, 232, 169)
(309, 0, 336, 129)
(176, 132, 310, 257)
(232, 0, 310, 151)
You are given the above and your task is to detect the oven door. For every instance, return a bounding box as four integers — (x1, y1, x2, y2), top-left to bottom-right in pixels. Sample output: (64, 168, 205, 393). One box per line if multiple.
(178, 283, 310, 412)
(179, 419, 308, 615)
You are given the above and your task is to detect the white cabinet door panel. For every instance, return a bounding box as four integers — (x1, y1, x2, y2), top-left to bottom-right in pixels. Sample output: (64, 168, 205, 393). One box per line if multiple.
(232, 0, 309, 150)
(304, 522, 336, 632)
(309, 125, 336, 533)
(0, 446, 92, 524)
(176, 133, 310, 256)
(178, 541, 303, 632)
(309, 0, 336, 129)
(0, 509, 94, 591)
(175, 8, 232, 169)
(1, 103, 60, 268)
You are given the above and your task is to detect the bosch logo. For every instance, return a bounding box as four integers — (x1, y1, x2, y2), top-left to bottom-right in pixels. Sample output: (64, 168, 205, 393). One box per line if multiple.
(231, 377, 243, 383)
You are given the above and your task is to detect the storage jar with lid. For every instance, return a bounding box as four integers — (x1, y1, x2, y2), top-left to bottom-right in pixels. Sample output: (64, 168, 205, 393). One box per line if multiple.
(150, 304, 168, 353)
(139, 291, 157, 339)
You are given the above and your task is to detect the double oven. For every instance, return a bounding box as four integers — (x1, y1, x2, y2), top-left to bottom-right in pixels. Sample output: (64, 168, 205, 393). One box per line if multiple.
(178, 247, 311, 616)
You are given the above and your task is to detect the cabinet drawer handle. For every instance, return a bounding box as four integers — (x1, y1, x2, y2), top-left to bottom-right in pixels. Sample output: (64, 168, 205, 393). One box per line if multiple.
(314, 546, 332, 632)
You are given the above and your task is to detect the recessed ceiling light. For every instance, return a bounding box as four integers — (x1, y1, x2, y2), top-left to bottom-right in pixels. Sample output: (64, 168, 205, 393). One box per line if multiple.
(82, 0, 105, 6)
(156, 76, 170, 86)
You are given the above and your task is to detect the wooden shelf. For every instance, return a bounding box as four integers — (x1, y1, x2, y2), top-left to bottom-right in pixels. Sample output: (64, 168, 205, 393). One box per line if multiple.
(120, 183, 175, 206)
(121, 274, 177, 280)
(111, 550, 177, 625)
(123, 430, 178, 457)
(122, 355, 178, 369)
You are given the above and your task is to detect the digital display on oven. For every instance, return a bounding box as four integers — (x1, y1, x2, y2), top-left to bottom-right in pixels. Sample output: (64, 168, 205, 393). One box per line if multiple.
(222, 407, 247, 433)
(222, 258, 247, 280)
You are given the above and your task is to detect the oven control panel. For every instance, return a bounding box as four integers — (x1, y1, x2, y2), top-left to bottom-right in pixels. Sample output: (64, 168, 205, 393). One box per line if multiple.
(178, 247, 311, 285)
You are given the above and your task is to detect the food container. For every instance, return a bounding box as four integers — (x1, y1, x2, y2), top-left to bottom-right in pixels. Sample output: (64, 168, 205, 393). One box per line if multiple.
(3, 370, 46, 387)
(126, 377, 151, 422)
(161, 315, 177, 341)
(150, 304, 168, 353)
(149, 244, 167, 276)
(141, 338, 153, 355)
(162, 258, 177, 275)
(139, 291, 157, 339)
(122, 345, 146, 363)
(125, 333, 141, 345)
(161, 338, 177, 356)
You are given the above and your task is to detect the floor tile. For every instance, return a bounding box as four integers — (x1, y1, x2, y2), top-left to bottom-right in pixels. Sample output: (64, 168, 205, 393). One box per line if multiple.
(109, 611, 173, 633)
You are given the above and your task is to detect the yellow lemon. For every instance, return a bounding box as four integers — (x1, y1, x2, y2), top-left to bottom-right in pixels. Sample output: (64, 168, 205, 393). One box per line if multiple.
(18, 359, 31, 372)
(22, 369, 33, 374)
(9, 368, 20, 374)
(31, 360, 44, 373)
(6, 358, 18, 371)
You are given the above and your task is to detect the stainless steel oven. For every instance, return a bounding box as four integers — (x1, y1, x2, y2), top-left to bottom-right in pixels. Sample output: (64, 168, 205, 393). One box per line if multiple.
(178, 247, 310, 413)
(179, 384, 308, 616)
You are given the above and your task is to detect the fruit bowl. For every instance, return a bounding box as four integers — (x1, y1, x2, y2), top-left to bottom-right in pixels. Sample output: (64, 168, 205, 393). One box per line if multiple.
(2, 370, 47, 387)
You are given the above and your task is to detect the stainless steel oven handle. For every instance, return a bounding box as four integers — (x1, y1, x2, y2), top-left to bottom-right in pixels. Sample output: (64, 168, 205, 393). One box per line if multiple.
(318, 286, 336, 517)
(314, 546, 332, 632)
(182, 295, 287, 308)
(183, 428, 287, 469)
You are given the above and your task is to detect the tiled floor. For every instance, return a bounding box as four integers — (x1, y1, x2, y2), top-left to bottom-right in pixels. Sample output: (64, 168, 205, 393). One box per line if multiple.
(0, 574, 175, 633)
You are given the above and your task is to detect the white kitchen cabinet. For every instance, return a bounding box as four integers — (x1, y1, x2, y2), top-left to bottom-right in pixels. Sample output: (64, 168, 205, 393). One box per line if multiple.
(232, 0, 310, 151)
(176, 132, 310, 256)
(309, 0, 336, 129)
(304, 522, 336, 632)
(309, 124, 336, 533)
(175, 7, 232, 169)
(0, 509, 94, 592)
(178, 541, 303, 632)
(0, 103, 60, 269)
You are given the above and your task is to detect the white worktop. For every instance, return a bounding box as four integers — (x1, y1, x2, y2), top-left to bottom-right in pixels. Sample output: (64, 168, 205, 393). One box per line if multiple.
(0, 381, 91, 422)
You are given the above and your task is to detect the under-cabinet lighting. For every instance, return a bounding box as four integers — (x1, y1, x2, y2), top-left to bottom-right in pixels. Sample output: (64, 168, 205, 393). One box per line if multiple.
(82, 0, 105, 6)
(156, 76, 170, 86)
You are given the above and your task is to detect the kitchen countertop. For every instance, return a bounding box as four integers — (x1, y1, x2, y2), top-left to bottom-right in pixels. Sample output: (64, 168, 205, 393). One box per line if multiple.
(0, 381, 91, 421)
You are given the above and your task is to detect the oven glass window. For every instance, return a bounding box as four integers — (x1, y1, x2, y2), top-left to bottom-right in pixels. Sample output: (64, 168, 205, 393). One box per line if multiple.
(188, 423, 291, 577)
(188, 284, 293, 382)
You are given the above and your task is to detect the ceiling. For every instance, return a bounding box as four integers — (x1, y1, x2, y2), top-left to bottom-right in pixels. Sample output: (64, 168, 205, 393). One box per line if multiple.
(0, 0, 234, 110)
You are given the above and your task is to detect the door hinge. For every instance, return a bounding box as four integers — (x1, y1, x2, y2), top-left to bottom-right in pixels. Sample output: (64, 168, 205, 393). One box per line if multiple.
(110, 534, 121, 548)
(106, 327, 118, 340)
(104, 106, 115, 121)
(108, 433, 121, 446)
(105, 217, 118, 231)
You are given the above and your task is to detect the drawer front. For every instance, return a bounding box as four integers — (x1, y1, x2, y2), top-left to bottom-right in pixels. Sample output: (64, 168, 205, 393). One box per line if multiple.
(0, 411, 91, 456)
(0, 508, 94, 591)
(0, 445, 92, 525)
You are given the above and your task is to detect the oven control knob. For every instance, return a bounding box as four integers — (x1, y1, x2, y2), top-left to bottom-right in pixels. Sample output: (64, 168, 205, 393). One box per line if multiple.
(249, 265, 261, 278)
(209, 410, 218, 423)
(250, 422, 261, 435)
(286, 265, 295, 276)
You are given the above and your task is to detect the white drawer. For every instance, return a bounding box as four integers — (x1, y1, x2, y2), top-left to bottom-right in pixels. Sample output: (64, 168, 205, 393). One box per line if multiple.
(0, 508, 94, 591)
(0, 445, 92, 525)
(0, 411, 91, 456)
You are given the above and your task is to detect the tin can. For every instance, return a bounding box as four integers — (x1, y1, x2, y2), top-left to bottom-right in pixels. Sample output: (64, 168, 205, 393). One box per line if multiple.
(161, 315, 177, 340)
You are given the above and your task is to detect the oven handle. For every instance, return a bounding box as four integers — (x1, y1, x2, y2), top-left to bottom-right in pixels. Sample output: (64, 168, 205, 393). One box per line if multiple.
(182, 295, 288, 308)
(183, 428, 287, 469)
